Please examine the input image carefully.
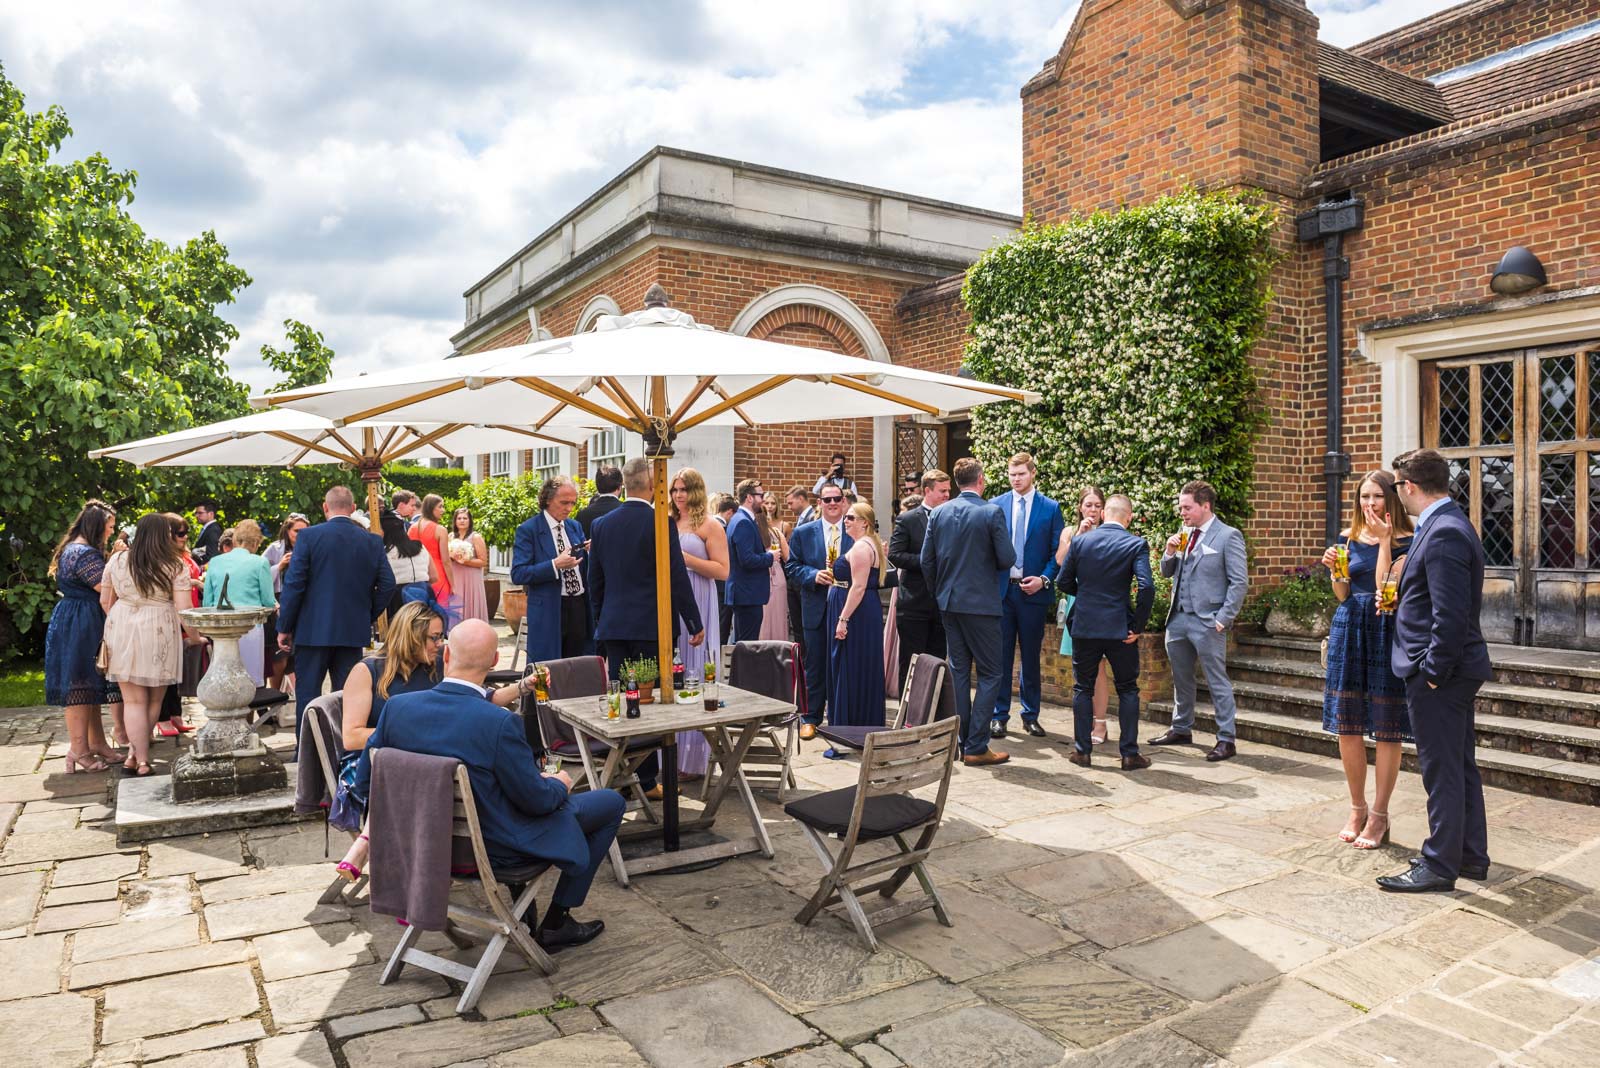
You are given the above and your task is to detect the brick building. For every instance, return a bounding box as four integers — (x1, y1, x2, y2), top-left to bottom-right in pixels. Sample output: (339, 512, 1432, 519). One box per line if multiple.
(457, 0, 1600, 652)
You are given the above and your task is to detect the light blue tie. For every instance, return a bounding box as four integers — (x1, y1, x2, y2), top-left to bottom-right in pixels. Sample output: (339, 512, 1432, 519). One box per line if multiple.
(1012, 495, 1028, 566)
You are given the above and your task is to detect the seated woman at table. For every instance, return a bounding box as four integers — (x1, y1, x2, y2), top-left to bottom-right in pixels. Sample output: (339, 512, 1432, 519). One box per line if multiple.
(333, 603, 529, 880)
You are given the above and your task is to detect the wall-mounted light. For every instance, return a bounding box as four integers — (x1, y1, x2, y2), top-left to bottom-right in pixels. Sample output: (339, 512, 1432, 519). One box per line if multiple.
(1491, 246, 1548, 296)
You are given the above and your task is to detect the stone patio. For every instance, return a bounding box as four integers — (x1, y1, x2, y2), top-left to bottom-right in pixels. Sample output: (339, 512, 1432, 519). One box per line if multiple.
(3, 689, 1600, 1067)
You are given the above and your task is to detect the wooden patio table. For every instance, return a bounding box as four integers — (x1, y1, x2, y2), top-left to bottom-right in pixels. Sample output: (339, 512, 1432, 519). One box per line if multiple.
(549, 685, 794, 884)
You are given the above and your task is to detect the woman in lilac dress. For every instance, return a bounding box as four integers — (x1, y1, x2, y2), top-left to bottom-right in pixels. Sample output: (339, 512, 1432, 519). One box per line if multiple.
(671, 468, 728, 777)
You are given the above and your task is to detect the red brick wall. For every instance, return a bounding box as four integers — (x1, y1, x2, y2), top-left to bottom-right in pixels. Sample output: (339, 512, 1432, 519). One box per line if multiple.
(1349, 0, 1600, 80)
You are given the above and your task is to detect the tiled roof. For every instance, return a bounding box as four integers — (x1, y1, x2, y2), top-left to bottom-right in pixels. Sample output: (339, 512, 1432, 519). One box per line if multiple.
(1439, 31, 1600, 118)
(1318, 42, 1455, 123)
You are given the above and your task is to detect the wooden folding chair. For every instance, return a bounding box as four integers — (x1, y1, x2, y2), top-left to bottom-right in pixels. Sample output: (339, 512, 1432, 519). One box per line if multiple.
(534, 655, 661, 820)
(785, 717, 960, 950)
(379, 763, 557, 1013)
(303, 692, 368, 906)
(723, 641, 803, 800)
(817, 653, 950, 754)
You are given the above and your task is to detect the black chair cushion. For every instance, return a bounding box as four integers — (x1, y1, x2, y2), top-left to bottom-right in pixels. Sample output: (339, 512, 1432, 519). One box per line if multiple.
(816, 725, 874, 751)
(785, 787, 936, 840)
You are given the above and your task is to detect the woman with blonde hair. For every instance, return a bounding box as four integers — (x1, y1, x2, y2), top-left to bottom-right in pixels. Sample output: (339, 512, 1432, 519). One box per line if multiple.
(758, 489, 791, 640)
(669, 468, 728, 779)
(827, 500, 889, 734)
(1322, 470, 1415, 850)
(101, 513, 201, 775)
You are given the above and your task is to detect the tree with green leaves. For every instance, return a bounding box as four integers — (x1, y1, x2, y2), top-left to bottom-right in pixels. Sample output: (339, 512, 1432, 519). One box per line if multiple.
(261, 318, 335, 393)
(0, 65, 253, 654)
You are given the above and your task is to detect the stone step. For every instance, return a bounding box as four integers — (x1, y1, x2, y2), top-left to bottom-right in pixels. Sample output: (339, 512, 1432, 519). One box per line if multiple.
(1144, 699, 1600, 805)
(1225, 654, 1600, 730)
(1234, 631, 1600, 695)
(1188, 676, 1600, 766)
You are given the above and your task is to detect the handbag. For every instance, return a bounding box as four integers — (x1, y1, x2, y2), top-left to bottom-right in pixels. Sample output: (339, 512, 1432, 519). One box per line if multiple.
(95, 640, 111, 674)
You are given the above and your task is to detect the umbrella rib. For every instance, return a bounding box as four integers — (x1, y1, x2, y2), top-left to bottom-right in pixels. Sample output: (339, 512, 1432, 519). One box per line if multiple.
(512, 378, 636, 429)
(485, 424, 581, 447)
(387, 423, 467, 461)
(377, 426, 403, 455)
(326, 428, 361, 459)
(138, 438, 231, 468)
(287, 443, 314, 467)
(341, 379, 472, 423)
(532, 399, 567, 432)
(266, 432, 357, 464)
(666, 376, 716, 429)
(601, 378, 650, 426)
(831, 377, 943, 415)
(674, 375, 793, 433)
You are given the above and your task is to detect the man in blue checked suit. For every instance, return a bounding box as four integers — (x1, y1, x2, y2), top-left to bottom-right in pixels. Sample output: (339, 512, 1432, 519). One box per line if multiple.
(725, 478, 774, 643)
(990, 452, 1065, 739)
(354, 620, 622, 953)
(783, 485, 851, 738)
(277, 485, 395, 751)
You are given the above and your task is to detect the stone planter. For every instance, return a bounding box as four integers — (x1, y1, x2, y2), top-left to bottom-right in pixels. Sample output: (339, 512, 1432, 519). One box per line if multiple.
(1264, 606, 1332, 639)
(499, 586, 526, 631)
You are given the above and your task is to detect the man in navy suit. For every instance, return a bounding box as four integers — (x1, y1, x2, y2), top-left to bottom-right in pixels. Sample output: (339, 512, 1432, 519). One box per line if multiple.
(1378, 448, 1494, 894)
(990, 452, 1065, 739)
(921, 457, 1016, 766)
(783, 483, 851, 738)
(354, 620, 622, 951)
(278, 485, 395, 751)
(511, 476, 591, 663)
(1057, 495, 1154, 769)
(725, 478, 774, 642)
(589, 457, 704, 683)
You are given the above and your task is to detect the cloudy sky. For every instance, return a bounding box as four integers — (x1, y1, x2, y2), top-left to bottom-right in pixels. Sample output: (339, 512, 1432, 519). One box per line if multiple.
(1, 0, 1461, 390)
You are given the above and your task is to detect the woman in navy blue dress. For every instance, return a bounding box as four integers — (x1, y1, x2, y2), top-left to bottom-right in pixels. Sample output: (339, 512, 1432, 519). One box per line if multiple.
(827, 502, 888, 732)
(44, 500, 124, 771)
(1322, 471, 1414, 850)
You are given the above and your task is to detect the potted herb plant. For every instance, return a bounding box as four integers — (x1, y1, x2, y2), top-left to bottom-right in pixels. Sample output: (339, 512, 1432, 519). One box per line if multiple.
(623, 655, 659, 704)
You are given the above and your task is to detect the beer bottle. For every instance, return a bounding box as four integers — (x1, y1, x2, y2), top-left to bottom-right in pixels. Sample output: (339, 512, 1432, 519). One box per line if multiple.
(625, 668, 641, 718)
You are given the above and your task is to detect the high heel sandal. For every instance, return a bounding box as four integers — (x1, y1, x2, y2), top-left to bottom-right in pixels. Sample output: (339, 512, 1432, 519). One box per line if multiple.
(1353, 810, 1390, 850)
(134, 762, 153, 777)
(1090, 717, 1108, 746)
(336, 836, 369, 883)
(65, 750, 110, 774)
(1339, 804, 1368, 843)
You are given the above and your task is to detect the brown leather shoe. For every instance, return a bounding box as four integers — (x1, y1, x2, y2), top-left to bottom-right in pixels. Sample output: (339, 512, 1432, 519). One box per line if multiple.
(643, 785, 665, 801)
(798, 724, 816, 741)
(1121, 753, 1152, 771)
(1205, 740, 1237, 762)
(962, 750, 1010, 767)
(1067, 750, 1091, 768)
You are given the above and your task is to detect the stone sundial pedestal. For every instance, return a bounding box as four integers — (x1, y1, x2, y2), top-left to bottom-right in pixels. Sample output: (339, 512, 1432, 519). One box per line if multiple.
(170, 605, 287, 801)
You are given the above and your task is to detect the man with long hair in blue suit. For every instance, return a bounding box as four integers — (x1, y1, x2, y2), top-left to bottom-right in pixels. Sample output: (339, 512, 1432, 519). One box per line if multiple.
(1377, 448, 1493, 894)
(990, 452, 1065, 739)
(511, 476, 591, 663)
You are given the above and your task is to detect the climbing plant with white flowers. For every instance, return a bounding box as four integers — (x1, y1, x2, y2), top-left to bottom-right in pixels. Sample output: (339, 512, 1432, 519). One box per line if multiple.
(962, 188, 1278, 539)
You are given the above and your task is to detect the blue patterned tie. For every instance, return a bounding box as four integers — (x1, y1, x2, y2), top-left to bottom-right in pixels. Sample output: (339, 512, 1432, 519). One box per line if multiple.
(1012, 495, 1028, 569)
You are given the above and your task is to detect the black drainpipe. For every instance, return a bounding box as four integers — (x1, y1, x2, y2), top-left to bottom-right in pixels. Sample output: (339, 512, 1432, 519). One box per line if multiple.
(1296, 196, 1364, 546)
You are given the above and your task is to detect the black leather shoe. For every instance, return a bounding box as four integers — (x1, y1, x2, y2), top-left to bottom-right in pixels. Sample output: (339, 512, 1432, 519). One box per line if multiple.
(1410, 855, 1489, 881)
(1023, 721, 1047, 738)
(1149, 729, 1192, 746)
(536, 917, 605, 952)
(989, 719, 1008, 739)
(1205, 740, 1237, 762)
(1121, 753, 1152, 771)
(1377, 866, 1456, 893)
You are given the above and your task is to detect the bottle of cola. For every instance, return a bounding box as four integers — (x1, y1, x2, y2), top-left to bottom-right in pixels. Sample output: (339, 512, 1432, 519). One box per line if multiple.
(671, 649, 684, 692)
(625, 668, 641, 718)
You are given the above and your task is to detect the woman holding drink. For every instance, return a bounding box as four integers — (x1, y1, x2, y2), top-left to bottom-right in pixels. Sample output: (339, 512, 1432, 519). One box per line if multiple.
(1321, 470, 1414, 850)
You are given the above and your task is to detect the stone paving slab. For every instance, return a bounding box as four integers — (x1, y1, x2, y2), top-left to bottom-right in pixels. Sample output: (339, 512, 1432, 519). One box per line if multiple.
(265, 961, 451, 1025)
(875, 1004, 1065, 1068)
(0, 931, 66, 1000)
(484, 1029, 650, 1067)
(716, 917, 932, 1011)
(970, 950, 1188, 1047)
(0, 991, 95, 1067)
(69, 937, 250, 989)
(801, 978, 978, 1045)
(100, 962, 261, 1043)
(342, 1014, 560, 1068)
(1168, 978, 1362, 1064)
(1103, 912, 1336, 1001)
(601, 976, 815, 1068)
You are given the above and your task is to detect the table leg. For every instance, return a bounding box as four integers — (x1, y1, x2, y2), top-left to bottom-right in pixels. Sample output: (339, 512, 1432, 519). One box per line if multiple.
(572, 725, 630, 886)
(714, 724, 776, 859)
(662, 735, 679, 852)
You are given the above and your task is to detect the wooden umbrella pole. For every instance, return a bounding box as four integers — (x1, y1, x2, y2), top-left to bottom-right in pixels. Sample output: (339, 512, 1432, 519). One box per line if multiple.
(647, 373, 679, 852)
(362, 427, 382, 523)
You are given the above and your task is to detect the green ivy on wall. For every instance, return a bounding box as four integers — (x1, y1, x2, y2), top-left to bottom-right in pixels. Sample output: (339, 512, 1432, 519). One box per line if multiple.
(962, 188, 1279, 540)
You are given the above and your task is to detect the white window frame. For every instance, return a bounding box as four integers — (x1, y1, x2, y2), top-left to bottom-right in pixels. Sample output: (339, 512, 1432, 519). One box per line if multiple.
(533, 446, 562, 483)
(489, 450, 513, 479)
(589, 429, 626, 476)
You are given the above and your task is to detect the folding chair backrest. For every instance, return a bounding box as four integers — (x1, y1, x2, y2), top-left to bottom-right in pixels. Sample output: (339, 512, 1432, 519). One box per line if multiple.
(451, 765, 495, 878)
(306, 691, 346, 788)
(859, 718, 959, 805)
(901, 655, 949, 729)
(533, 655, 608, 749)
(730, 641, 801, 705)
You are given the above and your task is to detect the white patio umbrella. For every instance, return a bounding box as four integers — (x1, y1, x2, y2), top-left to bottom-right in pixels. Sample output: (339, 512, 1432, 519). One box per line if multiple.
(90, 407, 578, 520)
(257, 288, 1040, 690)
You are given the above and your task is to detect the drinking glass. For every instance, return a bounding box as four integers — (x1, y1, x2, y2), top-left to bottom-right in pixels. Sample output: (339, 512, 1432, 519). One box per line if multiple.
(542, 752, 562, 776)
(606, 681, 622, 720)
(1378, 579, 1398, 615)
(1176, 529, 1190, 552)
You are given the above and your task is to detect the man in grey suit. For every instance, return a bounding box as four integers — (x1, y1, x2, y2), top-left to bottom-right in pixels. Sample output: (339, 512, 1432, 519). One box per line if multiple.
(921, 457, 1016, 766)
(1150, 480, 1248, 761)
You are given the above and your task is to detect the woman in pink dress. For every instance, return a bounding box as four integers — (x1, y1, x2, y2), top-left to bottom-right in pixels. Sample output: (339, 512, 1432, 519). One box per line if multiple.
(446, 506, 490, 624)
(759, 494, 790, 640)
(409, 494, 453, 626)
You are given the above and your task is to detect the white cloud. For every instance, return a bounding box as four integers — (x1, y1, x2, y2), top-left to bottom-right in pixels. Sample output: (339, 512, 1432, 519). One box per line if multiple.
(0, 1, 1460, 392)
